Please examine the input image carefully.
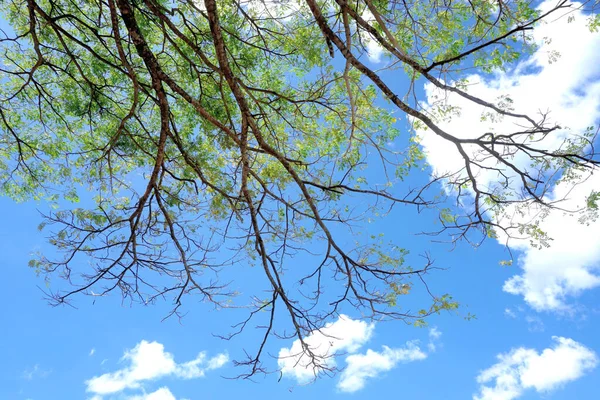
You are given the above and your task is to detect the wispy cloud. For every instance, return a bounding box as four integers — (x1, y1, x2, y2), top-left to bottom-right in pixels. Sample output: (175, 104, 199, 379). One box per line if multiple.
(22, 364, 51, 380)
(524, 316, 545, 333)
(474, 337, 598, 400)
(427, 326, 442, 352)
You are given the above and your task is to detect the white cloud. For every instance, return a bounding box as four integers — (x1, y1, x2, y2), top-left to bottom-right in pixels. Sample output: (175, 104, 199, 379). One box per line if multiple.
(127, 387, 177, 400)
(429, 326, 442, 340)
(90, 348, 96, 356)
(356, 9, 385, 63)
(22, 364, 51, 380)
(86, 340, 227, 396)
(418, 3, 600, 184)
(524, 315, 545, 332)
(246, 0, 304, 21)
(173, 351, 228, 379)
(278, 314, 375, 383)
(206, 352, 229, 371)
(245, 1, 384, 62)
(364, 37, 384, 63)
(415, 1, 600, 311)
(428, 326, 442, 352)
(474, 336, 598, 400)
(278, 316, 440, 390)
(501, 171, 600, 311)
(337, 341, 427, 392)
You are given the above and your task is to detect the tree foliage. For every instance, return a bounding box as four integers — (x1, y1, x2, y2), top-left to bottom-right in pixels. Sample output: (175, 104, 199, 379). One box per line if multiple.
(0, 0, 598, 377)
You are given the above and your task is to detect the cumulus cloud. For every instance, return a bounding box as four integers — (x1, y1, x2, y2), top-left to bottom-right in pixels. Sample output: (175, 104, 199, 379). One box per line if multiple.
(278, 314, 375, 383)
(86, 340, 227, 397)
(127, 387, 177, 400)
(501, 172, 600, 311)
(278, 315, 439, 391)
(356, 8, 385, 63)
(474, 337, 598, 400)
(415, 1, 600, 311)
(364, 38, 384, 63)
(418, 3, 600, 183)
(337, 341, 427, 392)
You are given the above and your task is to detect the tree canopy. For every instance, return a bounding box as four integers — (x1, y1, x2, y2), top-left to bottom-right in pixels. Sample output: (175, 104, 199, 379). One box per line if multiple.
(0, 0, 599, 378)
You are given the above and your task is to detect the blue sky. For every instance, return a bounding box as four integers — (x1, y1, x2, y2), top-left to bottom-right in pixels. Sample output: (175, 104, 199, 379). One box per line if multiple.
(2, 1, 600, 400)
(4, 194, 599, 400)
